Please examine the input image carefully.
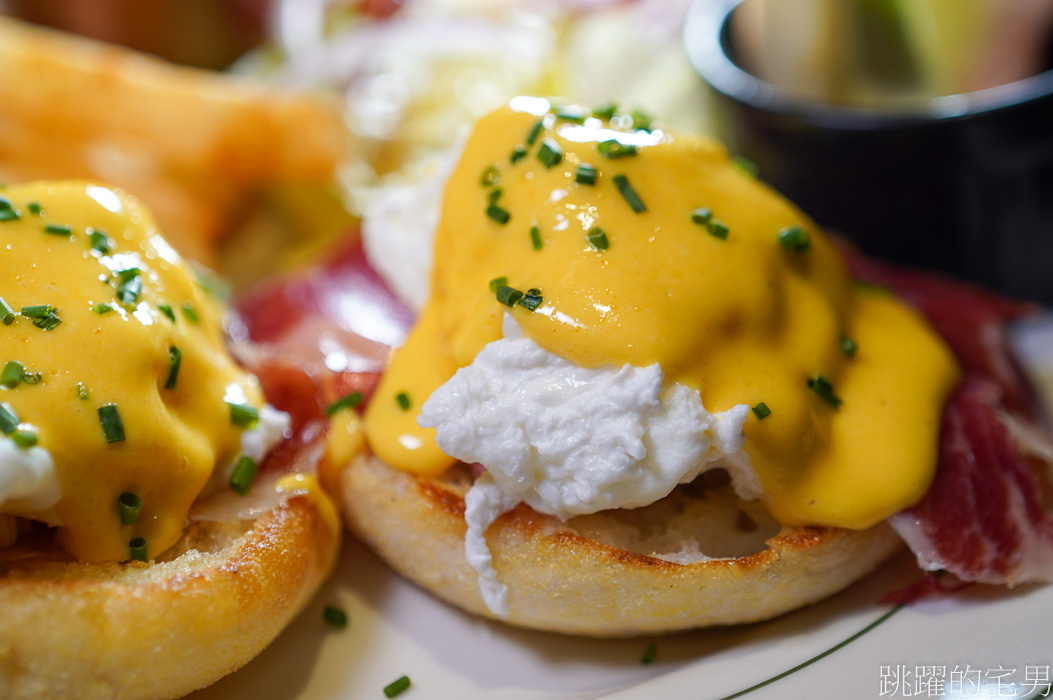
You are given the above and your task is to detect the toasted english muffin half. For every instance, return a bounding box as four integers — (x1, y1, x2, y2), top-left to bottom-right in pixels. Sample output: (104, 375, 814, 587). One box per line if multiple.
(0, 492, 340, 700)
(340, 454, 902, 637)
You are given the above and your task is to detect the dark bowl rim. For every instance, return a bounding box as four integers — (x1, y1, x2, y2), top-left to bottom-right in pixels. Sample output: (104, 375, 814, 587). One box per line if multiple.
(682, 0, 1053, 129)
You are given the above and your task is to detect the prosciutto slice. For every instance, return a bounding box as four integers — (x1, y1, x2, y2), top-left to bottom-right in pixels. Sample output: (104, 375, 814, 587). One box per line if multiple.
(844, 245, 1053, 586)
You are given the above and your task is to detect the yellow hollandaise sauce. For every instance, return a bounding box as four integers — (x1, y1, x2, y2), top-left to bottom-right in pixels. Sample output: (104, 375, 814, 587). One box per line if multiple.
(0, 181, 267, 561)
(366, 98, 960, 530)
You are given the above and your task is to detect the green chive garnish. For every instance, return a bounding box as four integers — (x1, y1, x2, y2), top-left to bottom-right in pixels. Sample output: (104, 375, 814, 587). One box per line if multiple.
(486, 204, 511, 225)
(575, 163, 598, 185)
(164, 346, 182, 390)
(181, 302, 199, 323)
(44, 223, 72, 237)
(322, 605, 348, 628)
(529, 225, 543, 251)
(691, 207, 713, 226)
(489, 277, 508, 294)
(396, 392, 411, 411)
(517, 291, 543, 311)
(841, 335, 858, 358)
(0, 197, 11, 210)
(11, 429, 37, 449)
(1, 361, 23, 389)
(480, 166, 500, 187)
(116, 269, 142, 305)
(76, 383, 89, 400)
(117, 492, 143, 525)
(129, 537, 148, 562)
(98, 403, 125, 442)
(27, 202, 41, 216)
(229, 455, 258, 496)
(526, 120, 543, 146)
(553, 104, 589, 124)
(383, 676, 411, 698)
(21, 305, 52, 319)
(229, 402, 259, 428)
(641, 644, 658, 665)
(587, 227, 609, 251)
(0, 297, 14, 325)
(0, 403, 18, 434)
(31, 313, 61, 331)
(778, 225, 810, 253)
(157, 303, 176, 322)
(510, 146, 527, 164)
(326, 391, 363, 417)
(594, 102, 618, 120)
(537, 139, 563, 169)
(89, 229, 112, 254)
(597, 140, 638, 159)
(630, 109, 653, 132)
(612, 174, 646, 213)
(752, 402, 772, 420)
(495, 285, 524, 307)
(0, 209, 18, 222)
(808, 375, 843, 408)
(707, 220, 729, 240)
(731, 155, 758, 177)
(93, 303, 114, 314)
(22, 372, 41, 385)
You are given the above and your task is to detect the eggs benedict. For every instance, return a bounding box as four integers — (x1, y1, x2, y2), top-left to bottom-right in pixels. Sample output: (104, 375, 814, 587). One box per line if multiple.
(0, 181, 340, 698)
(332, 98, 986, 634)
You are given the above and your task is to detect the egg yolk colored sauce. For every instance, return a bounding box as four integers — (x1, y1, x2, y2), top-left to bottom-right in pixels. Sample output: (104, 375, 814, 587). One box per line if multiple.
(0, 181, 268, 561)
(366, 98, 961, 531)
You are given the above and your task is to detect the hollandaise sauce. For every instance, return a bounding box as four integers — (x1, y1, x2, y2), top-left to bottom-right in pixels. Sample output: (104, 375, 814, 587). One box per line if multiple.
(366, 98, 960, 530)
(0, 182, 270, 561)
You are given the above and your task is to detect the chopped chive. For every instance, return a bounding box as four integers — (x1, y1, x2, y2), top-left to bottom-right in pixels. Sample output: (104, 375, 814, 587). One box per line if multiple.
(641, 644, 658, 665)
(10, 429, 37, 449)
(157, 303, 176, 322)
(529, 225, 543, 251)
(181, 301, 199, 323)
(21, 305, 52, 319)
(98, 403, 125, 443)
(510, 146, 527, 164)
(395, 392, 411, 411)
(517, 291, 543, 311)
(1, 361, 23, 389)
(76, 382, 89, 400)
(707, 220, 730, 240)
(536, 139, 563, 169)
(0, 402, 18, 434)
(630, 109, 653, 132)
(229, 455, 258, 496)
(778, 224, 810, 253)
(116, 269, 143, 305)
(575, 163, 598, 186)
(489, 277, 508, 294)
(44, 223, 72, 237)
(752, 402, 772, 420)
(495, 285, 524, 307)
(117, 492, 143, 526)
(486, 204, 511, 225)
(587, 226, 609, 251)
(808, 375, 843, 408)
(322, 605, 348, 628)
(383, 676, 411, 698)
(480, 166, 500, 187)
(229, 402, 259, 428)
(22, 372, 41, 385)
(597, 139, 638, 159)
(31, 313, 61, 331)
(0, 197, 11, 210)
(691, 207, 713, 226)
(164, 346, 182, 390)
(325, 391, 363, 417)
(526, 120, 544, 146)
(731, 155, 759, 177)
(840, 335, 858, 358)
(27, 202, 41, 216)
(89, 229, 112, 254)
(553, 104, 590, 124)
(612, 174, 646, 213)
(0, 209, 19, 222)
(488, 188, 503, 206)
(129, 537, 148, 562)
(0, 297, 14, 325)
(93, 303, 114, 315)
(593, 102, 618, 120)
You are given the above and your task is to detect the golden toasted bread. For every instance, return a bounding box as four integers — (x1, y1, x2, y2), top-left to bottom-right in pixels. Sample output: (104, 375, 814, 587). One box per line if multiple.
(0, 493, 340, 700)
(340, 454, 902, 637)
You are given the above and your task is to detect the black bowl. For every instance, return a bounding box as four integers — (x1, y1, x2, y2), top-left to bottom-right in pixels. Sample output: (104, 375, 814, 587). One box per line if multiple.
(683, 0, 1053, 302)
